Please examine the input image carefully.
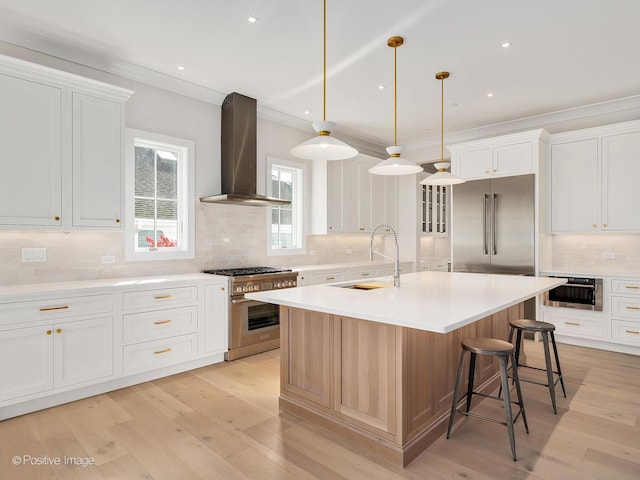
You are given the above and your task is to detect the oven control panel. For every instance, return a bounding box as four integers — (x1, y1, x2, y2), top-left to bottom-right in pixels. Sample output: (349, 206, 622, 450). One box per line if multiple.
(232, 278, 297, 294)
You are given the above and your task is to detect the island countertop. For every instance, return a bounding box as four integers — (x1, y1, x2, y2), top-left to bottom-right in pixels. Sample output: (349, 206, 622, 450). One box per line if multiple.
(246, 271, 566, 333)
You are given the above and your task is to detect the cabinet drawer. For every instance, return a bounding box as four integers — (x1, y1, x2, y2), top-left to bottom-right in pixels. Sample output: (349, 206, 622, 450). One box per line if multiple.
(123, 333, 198, 374)
(123, 306, 198, 345)
(611, 320, 640, 346)
(0, 294, 113, 326)
(122, 286, 197, 311)
(611, 279, 640, 295)
(344, 268, 380, 281)
(611, 296, 640, 320)
(309, 271, 346, 285)
(545, 310, 605, 340)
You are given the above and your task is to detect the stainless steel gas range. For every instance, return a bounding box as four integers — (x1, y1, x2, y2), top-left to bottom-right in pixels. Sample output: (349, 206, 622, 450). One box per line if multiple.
(203, 267, 298, 360)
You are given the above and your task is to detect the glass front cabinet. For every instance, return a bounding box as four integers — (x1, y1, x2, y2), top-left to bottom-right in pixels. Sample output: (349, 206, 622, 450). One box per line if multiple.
(422, 185, 448, 235)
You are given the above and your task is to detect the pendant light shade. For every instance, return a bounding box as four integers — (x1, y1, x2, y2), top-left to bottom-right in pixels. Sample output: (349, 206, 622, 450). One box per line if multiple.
(420, 71, 465, 186)
(369, 36, 422, 176)
(290, 0, 358, 161)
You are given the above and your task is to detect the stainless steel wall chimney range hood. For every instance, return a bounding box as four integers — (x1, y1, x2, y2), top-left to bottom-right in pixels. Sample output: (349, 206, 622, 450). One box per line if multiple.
(200, 92, 291, 207)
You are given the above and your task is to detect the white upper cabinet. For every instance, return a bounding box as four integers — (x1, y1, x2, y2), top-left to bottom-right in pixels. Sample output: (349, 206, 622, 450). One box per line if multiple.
(312, 155, 398, 235)
(548, 120, 640, 233)
(0, 73, 63, 227)
(549, 139, 599, 232)
(449, 129, 548, 180)
(72, 92, 123, 228)
(601, 131, 640, 231)
(0, 54, 132, 230)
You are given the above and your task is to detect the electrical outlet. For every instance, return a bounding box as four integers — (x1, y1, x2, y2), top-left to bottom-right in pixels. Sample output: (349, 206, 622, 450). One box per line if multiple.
(102, 255, 116, 264)
(603, 252, 615, 259)
(346, 248, 352, 255)
(21, 247, 46, 263)
(309, 249, 317, 256)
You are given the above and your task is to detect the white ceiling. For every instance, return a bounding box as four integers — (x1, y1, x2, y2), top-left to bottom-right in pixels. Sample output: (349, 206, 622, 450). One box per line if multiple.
(1, 0, 639, 151)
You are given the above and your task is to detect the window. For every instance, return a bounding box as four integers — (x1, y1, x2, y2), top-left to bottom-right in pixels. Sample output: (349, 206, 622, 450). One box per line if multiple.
(125, 129, 195, 261)
(267, 158, 305, 255)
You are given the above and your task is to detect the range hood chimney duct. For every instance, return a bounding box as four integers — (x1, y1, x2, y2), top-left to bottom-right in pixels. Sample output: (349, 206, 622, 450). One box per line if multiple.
(200, 92, 290, 206)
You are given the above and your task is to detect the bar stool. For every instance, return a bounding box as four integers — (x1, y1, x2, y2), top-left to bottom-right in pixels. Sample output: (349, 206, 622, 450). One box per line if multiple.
(506, 319, 566, 414)
(447, 338, 529, 461)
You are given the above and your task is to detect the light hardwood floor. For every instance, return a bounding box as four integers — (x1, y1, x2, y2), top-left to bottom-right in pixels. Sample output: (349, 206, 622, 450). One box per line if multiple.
(1, 340, 639, 479)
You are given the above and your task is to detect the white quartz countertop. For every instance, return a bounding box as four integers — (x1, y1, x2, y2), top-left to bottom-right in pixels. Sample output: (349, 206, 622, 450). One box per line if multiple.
(246, 271, 566, 334)
(0, 273, 227, 301)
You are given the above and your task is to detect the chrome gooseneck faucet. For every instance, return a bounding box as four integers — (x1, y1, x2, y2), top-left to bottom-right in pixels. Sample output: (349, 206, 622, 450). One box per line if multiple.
(369, 224, 400, 287)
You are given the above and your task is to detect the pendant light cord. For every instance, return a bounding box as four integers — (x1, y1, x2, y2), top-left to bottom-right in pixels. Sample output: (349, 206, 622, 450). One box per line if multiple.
(393, 43, 397, 146)
(440, 75, 444, 162)
(323, 0, 326, 122)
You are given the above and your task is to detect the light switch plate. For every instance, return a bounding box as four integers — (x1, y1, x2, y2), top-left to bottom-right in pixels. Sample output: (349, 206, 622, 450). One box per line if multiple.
(22, 247, 47, 263)
(102, 255, 116, 264)
(603, 252, 615, 259)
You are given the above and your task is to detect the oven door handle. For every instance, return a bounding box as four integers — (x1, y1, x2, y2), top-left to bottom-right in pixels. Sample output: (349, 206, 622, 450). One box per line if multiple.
(561, 284, 596, 289)
(231, 297, 256, 304)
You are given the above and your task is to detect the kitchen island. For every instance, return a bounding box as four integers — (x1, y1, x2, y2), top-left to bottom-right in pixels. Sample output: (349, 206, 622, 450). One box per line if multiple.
(247, 271, 565, 467)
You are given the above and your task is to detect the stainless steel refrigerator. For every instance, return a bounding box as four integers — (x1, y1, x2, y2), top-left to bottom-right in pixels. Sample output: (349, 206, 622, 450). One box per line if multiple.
(451, 174, 534, 275)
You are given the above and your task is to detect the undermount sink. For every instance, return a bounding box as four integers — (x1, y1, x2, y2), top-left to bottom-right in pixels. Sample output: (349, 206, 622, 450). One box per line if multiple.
(331, 279, 394, 290)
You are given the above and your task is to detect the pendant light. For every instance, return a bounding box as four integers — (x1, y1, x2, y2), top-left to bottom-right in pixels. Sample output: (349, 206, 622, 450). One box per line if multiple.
(420, 72, 466, 186)
(369, 36, 423, 176)
(290, 0, 358, 161)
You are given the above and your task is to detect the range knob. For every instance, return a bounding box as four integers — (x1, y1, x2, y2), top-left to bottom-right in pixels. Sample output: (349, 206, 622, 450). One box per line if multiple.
(274, 281, 281, 288)
(234, 285, 243, 293)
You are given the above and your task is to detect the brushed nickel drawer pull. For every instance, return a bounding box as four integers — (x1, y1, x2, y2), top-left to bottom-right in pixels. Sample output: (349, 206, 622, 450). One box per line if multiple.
(325, 277, 336, 280)
(361, 273, 370, 277)
(625, 286, 640, 289)
(154, 295, 172, 300)
(625, 330, 640, 335)
(154, 348, 172, 355)
(564, 321, 581, 326)
(154, 319, 172, 325)
(625, 306, 640, 310)
(39, 305, 69, 312)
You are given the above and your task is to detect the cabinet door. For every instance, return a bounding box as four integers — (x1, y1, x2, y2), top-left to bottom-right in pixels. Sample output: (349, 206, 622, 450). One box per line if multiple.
(203, 283, 228, 353)
(326, 160, 343, 232)
(341, 160, 359, 232)
(72, 92, 122, 228)
(550, 139, 599, 232)
(493, 142, 533, 177)
(357, 164, 372, 232)
(0, 74, 62, 227)
(0, 325, 53, 401)
(454, 148, 492, 179)
(371, 175, 398, 232)
(54, 316, 113, 388)
(601, 131, 640, 231)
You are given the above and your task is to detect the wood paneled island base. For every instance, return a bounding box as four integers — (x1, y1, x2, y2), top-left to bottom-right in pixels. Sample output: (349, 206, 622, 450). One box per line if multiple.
(279, 302, 524, 467)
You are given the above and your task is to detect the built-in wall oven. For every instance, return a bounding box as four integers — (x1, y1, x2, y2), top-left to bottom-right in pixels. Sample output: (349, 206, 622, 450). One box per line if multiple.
(203, 267, 298, 360)
(543, 276, 603, 311)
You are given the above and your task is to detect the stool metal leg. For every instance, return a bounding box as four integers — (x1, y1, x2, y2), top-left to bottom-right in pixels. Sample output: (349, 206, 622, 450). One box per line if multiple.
(466, 352, 477, 413)
(447, 350, 467, 439)
(541, 331, 558, 414)
(550, 332, 567, 397)
(510, 352, 529, 434)
(498, 355, 517, 461)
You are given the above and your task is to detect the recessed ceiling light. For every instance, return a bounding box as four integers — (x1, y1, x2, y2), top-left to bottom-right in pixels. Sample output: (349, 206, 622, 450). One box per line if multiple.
(304, 110, 310, 115)
(487, 92, 494, 97)
(502, 41, 511, 48)
(177, 65, 185, 71)
(248, 15, 259, 23)
(378, 84, 385, 90)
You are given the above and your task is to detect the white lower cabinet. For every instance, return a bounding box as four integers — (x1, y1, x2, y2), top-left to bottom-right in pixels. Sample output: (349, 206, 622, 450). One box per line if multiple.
(0, 275, 228, 419)
(544, 309, 606, 340)
(0, 316, 113, 402)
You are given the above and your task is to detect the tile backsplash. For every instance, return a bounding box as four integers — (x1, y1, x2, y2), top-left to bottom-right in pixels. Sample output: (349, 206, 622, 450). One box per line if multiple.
(0, 203, 384, 286)
(548, 234, 640, 273)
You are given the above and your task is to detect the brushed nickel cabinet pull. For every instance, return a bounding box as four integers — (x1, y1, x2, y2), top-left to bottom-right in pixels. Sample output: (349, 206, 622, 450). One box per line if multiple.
(39, 305, 69, 312)
(154, 348, 172, 355)
(361, 273, 370, 277)
(115, 218, 121, 223)
(154, 295, 172, 300)
(54, 216, 60, 221)
(220, 287, 225, 291)
(564, 321, 581, 326)
(625, 330, 640, 335)
(625, 286, 640, 289)
(56, 328, 62, 334)
(625, 306, 640, 310)
(46, 330, 52, 335)
(326, 276, 336, 280)
(154, 319, 172, 325)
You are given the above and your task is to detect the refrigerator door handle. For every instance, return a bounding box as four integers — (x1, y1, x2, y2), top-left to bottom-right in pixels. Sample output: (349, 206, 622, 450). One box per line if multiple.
(483, 194, 489, 255)
(492, 193, 498, 255)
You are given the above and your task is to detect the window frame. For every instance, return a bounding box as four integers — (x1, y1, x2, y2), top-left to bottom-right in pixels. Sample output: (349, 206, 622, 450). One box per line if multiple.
(266, 157, 306, 256)
(124, 128, 195, 261)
